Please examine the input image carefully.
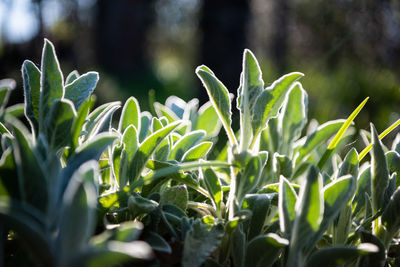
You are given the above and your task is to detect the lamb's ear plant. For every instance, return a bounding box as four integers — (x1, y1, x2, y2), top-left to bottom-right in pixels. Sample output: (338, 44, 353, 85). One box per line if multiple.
(2, 40, 400, 267)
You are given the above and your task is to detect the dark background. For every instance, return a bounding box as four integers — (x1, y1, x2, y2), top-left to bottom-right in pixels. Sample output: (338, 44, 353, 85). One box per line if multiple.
(1, 0, 400, 132)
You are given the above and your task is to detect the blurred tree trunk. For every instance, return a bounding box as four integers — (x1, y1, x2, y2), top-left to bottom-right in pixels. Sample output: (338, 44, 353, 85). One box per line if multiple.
(198, 0, 250, 101)
(95, 0, 155, 79)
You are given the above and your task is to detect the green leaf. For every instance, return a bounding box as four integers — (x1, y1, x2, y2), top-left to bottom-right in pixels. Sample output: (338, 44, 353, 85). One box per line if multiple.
(73, 241, 154, 267)
(119, 97, 141, 134)
(64, 71, 99, 110)
(71, 97, 93, 149)
(196, 65, 237, 146)
(294, 120, 345, 165)
(370, 123, 390, 214)
(251, 72, 303, 144)
(288, 166, 323, 266)
(194, 102, 222, 138)
(143, 231, 172, 254)
(279, 83, 308, 155)
(154, 102, 180, 123)
(236, 155, 263, 201)
(232, 226, 246, 267)
(11, 120, 48, 212)
(118, 125, 139, 188)
(359, 230, 386, 267)
(22, 61, 41, 136)
(129, 121, 181, 183)
(182, 141, 213, 162)
(274, 153, 293, 179)
(169, 130, 205, 161)
(182, 218, 224, 267)
(306, 243, 378, 267)
(65, 70, 79, 84)
(139, 112, 152, 142)
(92, 221, 143, 247)
(0, 148, 19, 199)
(45, 99, 76, 150)
(338, 148, 359, 179)
(245, 233, 289, 267)
(318, 97, 368, 169)
(242, 194, 271, 240)
(381, 187, 400, 240)
(57, 161, 98, 263)
(0, 78, 15, 110)
(237, 49, 264, 150)
(39, 39, 64, 132)
(161, 185, 189, 211)
(84, 101, 120, 139)
(279, 176, 298, 236)
(5, 103, 25, 118)
(202, 168, 223, 214)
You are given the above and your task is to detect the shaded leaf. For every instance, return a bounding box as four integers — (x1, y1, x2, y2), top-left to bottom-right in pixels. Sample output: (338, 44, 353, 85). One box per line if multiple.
(22, 61, 41, 136)
(245, 233, 288, 267)
(64, 71, 98, 110)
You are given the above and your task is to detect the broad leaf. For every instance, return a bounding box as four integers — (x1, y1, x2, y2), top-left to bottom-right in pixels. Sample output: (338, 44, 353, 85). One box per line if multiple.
(196, 65, 237, 146)
(65, 70, 79, 84)
(119, 97, 141, 134)
(169, 130, 205, 161)
(22, 60, 41, 136)
(64, 71, 98, 110)
(39, 39, 64, 132)
(202, 168, 223, 214)
(279, 176, 297, 236)
(194, 102, 222, 138)
(182, 141, 213, 162)
(242, 194, 271, 240)
(245, 233, 288, 267)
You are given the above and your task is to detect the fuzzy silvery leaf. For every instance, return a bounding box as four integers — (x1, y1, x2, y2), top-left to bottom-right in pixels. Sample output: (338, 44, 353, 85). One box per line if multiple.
(169, 130, 205, 161)
(45, 99, 76, 150)
(251, 72, 303, 141)
(236, 155, 263, 201)
(294, 119, 345, 165)
(236, 49, 264, 149)
(370, 123, 390, 214)
(71, 97, 92, 149)
(338, 148, 359, 179)
(194, 101, 222, 138)
(143, 231, 172, 254)
(245, 233, 288, 267)
(202, 168, 223, 213)
(182, 141, 213, 162)
(22, 61, 40, 136)
(279, 82, 308, 155)
(196, 65, 237, 146)
(65, 70, 79, 85)
(154, 102, 180, 123)
(359, 230, 386, 267)
(119, 97, 141, 134)
(279, 176, 297, 236)
(381, 184, 400, 240)
(64, 71, 98, 110)
(242, 194, 271, 240)
(57, 161, 98, 264)
(139, 112, 152, 142)
(39, 39, 64, 132)
(129, 121, 181, 183)
(182, 218, 224, 267)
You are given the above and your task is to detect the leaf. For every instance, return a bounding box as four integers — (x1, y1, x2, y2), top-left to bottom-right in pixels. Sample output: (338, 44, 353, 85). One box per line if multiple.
(359, 230, 386, 267)
(274, 153, 293, 178)
(143, 231, 172, 254)
(139, 112, 152, 142)
(0, 148, 19, 199)
(11, 120, 48, 212)
(64, 71, 99, 110)
(161, 185, 189, 211)
(194, 102, 222, 138)
(245, 233, 289, 267)
(92, 221, 143, 247)
(71, 97, 93, 149)
(381, 187, 400, 239)
(370, 123, 390, 214)
(294, 120, 345, 165)
(305, 243, 378, 267)
(279, 83, 308, 155)
(65, 70, 79, 84)
(202, 168, 223, 214)
(236, 155, 263, 201)
(73, 241, 154, 266)
(237, 49, 264, 149)
(251, 72, 303, 141)
(169, 130, 206, 161)
(182, 141, 213, 162)
(119, 97, 141, 134)
(232, 226, 246, 267)
(83, 101, 120, 141)
(279, 176, 298, 236)
(22, 60, 41, 136)
(57, 161, 98, 263)
(242, 194, 271, 240)
(338, 148, 359, 179)
(318, 97, 368, 169)
(39, 39, 64, 132)
(353, 166, 371, 216)
(129, 121, 181, 183)
(154, 102, 180, 123)
(45, 99, 76, 150)
(0, 78, 15, 110)
(196, 65, 237, 146)
(288, 166, 323, 266)
(182, 218, 224, 267)
(119, 125, 139, 188)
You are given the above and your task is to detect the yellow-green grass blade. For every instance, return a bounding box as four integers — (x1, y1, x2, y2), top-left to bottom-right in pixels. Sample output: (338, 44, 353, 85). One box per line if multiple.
(359, 119, 400, 161)
(318, 97, 369, 169)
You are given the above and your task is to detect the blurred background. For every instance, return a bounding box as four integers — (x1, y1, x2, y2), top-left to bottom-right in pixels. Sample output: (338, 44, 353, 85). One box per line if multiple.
(0, 0, 400, 133)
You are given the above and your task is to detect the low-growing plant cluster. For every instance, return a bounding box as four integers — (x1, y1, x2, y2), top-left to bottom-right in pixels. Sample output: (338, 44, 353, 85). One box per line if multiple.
(1, 39, 400, 266)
